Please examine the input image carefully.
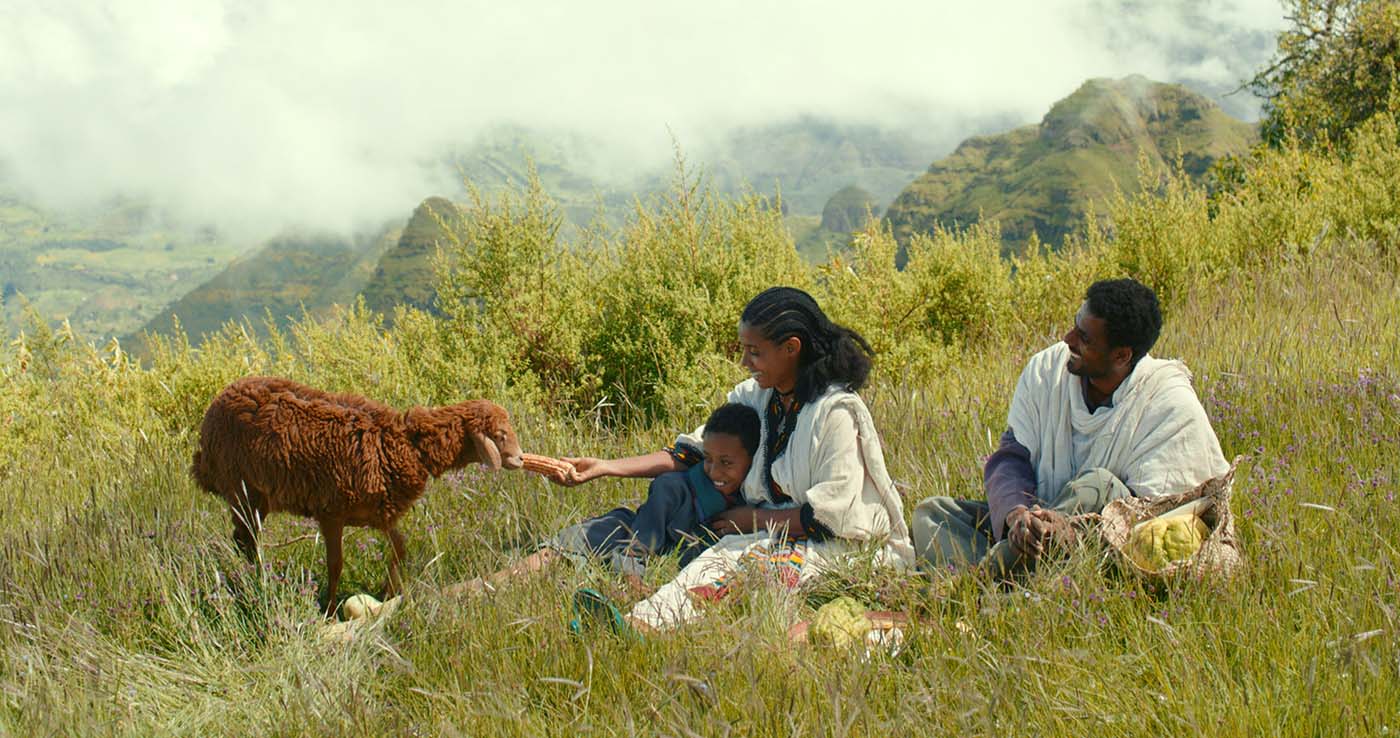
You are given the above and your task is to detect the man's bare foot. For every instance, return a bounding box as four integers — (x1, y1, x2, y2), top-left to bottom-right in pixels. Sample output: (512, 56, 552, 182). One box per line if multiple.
(444, 549, 566, 597)
(442, 577, 493, 597)
(622, 573, 652, 599)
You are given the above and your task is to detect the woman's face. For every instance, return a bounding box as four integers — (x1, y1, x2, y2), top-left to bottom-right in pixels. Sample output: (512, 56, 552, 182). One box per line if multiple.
(738, 322, 801, 392)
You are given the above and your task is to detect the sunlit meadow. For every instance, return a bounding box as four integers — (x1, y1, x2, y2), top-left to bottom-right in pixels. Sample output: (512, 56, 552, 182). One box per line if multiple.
(2, 118, 1399, 735)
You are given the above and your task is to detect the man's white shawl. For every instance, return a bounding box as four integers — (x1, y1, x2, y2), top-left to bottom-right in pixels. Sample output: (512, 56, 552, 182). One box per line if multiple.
(1009, 342, 1229, 500)
(677, 379, 914, 566)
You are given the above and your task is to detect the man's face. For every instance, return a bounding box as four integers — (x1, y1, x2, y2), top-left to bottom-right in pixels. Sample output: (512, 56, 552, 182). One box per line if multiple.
(1062, 302, 1120, 379)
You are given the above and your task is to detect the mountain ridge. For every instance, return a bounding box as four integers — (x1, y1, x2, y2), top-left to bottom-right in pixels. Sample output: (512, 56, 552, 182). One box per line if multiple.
(882, 75, 1257, 254)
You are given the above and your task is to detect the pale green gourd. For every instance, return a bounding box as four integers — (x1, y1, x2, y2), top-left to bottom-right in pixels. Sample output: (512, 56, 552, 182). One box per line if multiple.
(809, 596, 872, 648)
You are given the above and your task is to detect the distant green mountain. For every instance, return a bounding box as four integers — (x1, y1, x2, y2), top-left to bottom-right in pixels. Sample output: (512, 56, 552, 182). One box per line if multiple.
(129, 226, 399, 346)
(360, 197, 457, 317)
(108, 86, 1257, 344)
(883, 76, 1257, 255)
(352, 121, 936, 315)
(444, 126, 638, 226)
(791, 185, 882, 261)
(123, 127, 637, 344)
(119, 115, 983, 337)
(354, 126, 643, 320)
(821, 185, 879, 233)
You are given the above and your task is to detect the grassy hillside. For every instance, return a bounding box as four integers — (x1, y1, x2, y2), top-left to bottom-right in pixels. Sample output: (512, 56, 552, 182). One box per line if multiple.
(130, 226, 399, 346)
(884, 76, 1258, 255)
(3, 99, 1398, 734)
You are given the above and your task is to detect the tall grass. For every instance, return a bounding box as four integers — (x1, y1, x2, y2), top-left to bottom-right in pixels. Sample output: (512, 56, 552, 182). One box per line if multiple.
(2, 120, 1399, 736)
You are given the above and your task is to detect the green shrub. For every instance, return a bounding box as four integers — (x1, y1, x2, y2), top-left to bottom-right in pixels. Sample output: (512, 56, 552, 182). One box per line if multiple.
(902, 220, 1013, 346)
(582, 181, 810, 420)
(431, 167, 808, 422)
(819, 219, 940, 381)
(434, 172, 599, 411)
(1100, 156, 1230, 304)
(6, 111, 1400, 441)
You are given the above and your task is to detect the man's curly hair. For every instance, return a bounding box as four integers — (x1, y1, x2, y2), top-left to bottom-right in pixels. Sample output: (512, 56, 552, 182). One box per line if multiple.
(1085, 279, 1162, 365)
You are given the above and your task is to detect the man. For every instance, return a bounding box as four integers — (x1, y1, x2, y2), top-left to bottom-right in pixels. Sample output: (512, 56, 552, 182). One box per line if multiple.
(913, 278, 1229, 573)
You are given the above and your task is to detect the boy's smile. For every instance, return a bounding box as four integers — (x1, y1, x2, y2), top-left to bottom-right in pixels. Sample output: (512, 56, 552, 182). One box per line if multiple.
(701, 432, 751, 496)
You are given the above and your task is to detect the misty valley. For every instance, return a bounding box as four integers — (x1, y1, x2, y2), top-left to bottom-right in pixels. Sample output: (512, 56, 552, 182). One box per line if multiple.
(2, 77, 1252, 348)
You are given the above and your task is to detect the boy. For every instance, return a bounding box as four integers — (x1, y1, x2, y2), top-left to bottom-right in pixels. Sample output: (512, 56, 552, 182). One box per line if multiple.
(546, 402, 760, 576)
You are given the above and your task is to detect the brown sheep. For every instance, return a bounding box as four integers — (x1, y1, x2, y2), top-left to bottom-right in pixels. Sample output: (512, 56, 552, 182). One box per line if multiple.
(191, 376, 523, 613)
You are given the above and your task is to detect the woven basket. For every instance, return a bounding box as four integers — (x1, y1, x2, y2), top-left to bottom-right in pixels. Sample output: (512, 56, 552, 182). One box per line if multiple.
(1097, 456, 1246, 585)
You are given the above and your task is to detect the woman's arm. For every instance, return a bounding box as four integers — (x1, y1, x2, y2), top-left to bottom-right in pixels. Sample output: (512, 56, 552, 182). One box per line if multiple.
(555, 450, 683, 486)
(708, 505, 804, 536)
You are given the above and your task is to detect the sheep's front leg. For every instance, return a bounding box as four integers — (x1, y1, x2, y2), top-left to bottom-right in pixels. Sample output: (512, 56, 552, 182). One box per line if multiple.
(383, 526, 407, 599)
(320, 518, 345, 618)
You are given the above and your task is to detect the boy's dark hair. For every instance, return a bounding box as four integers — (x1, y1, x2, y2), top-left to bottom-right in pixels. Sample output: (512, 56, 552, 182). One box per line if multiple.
(1085, 278, 1163, 365)
(703, 403, 761, 457)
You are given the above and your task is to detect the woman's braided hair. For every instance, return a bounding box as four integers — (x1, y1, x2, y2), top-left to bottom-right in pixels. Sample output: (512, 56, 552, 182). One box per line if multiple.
(740, 287, 874, 404)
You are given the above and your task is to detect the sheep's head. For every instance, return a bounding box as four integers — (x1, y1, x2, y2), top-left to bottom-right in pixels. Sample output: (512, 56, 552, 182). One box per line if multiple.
(461, 400, 524, 472)
(407, 401, 524, 474)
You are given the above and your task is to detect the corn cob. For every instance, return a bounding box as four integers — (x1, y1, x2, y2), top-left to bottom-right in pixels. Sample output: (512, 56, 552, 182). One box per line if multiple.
(521, 453, 576, 479)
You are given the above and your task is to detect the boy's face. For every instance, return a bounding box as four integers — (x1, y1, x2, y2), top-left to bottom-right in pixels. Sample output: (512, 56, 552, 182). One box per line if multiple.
(701, 432, 751, 496)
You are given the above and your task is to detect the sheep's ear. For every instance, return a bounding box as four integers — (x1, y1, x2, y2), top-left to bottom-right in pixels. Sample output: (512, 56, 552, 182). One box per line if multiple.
(470, 430, 502, 471)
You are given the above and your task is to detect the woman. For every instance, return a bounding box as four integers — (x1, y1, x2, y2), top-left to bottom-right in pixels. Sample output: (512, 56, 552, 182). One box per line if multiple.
(559, 286, 914, 631)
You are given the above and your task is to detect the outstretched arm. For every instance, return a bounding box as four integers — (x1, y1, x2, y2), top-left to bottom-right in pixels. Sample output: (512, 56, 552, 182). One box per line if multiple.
(554, 450, 684, 486)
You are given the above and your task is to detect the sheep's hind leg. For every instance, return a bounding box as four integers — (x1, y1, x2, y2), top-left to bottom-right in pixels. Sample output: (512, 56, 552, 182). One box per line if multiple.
(229, 505, 262, 565)
(319, 519, 345, 618)
(382, 526, 407, 600)
(227, 481, 268, 565)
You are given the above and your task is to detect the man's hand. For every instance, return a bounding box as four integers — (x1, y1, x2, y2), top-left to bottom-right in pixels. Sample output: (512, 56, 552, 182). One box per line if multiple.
(1006, 506, 1078, 560)
(1029, 508, 1076, 551)
(1005, 506, 1040, 558)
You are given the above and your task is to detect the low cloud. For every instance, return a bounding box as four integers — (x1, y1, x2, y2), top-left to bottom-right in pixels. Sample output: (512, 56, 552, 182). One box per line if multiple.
(0, 0, 1285, 240)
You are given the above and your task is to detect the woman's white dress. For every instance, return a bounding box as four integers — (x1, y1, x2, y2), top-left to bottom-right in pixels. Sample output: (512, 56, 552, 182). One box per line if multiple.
(629, 379, 913, 629)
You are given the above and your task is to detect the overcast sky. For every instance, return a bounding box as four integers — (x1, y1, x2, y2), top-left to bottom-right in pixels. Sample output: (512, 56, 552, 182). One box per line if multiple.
(0, 0, 1287, 239)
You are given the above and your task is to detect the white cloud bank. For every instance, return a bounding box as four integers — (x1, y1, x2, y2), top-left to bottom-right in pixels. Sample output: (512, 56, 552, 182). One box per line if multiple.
(0, 0, 1286, 239)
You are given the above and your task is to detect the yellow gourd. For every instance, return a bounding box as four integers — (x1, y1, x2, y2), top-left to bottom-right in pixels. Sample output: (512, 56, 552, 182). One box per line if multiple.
(1125, 512, 1210, 572)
